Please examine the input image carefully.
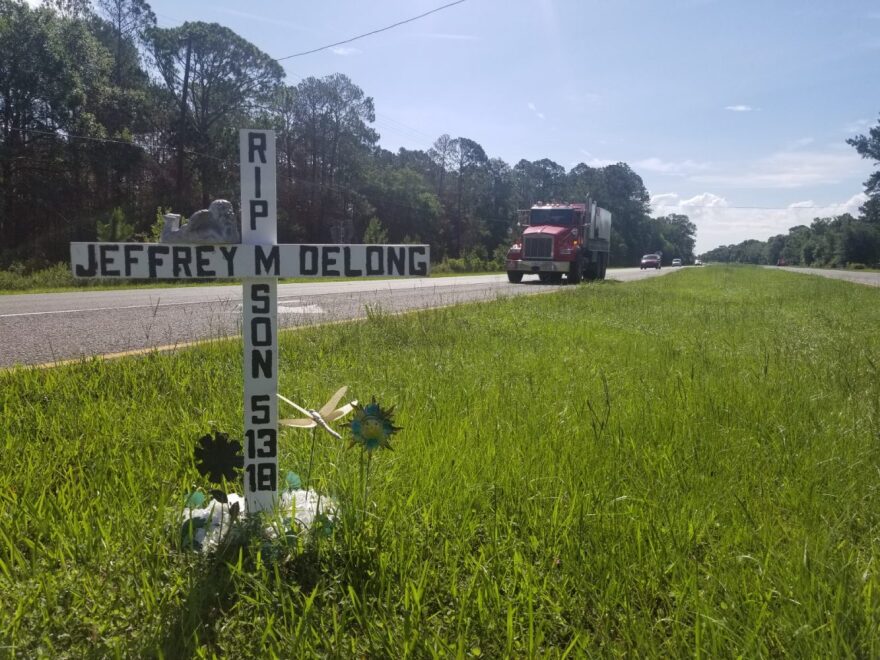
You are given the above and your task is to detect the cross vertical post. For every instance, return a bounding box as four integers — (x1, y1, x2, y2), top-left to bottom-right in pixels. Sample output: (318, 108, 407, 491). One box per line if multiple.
(70, 127, 431, 517)
(240, 129, 278, 513)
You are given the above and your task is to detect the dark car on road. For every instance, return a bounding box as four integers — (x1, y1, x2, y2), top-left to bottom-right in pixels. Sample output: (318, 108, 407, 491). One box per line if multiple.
(640, 253, 661, 269)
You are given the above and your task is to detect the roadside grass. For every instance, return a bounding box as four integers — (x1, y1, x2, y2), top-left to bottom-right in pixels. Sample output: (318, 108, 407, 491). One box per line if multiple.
(0, 264, 503, 295)
(1, 266, 879, 656)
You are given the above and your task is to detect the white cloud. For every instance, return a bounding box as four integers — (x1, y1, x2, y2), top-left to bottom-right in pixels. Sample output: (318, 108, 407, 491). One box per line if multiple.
(527, 102, 545, 121)
(650, 192, 683, 208)
(788, 137, 814, 149)
(411, 32, 478, 41)
(217, 8, 312, 30)
(681, 192, 729, 208)
(578, 149, 615, 168)
(650, 192, 870, 252)
(690, 149, 870, 189)
(827, 192, 866, 215)
(724, 105, 755, 112)
(633, 157, 710, 176)
(331, 46, 360, 56)
(845, 118, 874, 133)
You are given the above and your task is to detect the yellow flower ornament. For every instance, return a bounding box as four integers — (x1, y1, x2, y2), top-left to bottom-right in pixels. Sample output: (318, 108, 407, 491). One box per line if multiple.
(347, 397, 401, 452)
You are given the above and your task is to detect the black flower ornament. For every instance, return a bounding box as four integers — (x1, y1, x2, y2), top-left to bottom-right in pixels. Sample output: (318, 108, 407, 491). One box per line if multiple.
(194, 431, 243, 484)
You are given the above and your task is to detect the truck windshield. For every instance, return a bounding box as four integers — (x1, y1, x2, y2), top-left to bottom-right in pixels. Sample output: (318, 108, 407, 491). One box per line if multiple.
(530, 208, 574, 226)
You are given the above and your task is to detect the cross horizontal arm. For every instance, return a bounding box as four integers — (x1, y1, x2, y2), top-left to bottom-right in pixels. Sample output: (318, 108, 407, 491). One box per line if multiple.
(70, 243, 430, 279)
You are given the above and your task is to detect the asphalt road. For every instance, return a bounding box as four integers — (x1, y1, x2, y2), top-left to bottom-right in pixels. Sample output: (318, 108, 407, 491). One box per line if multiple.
(0, 268, 672, 368)
(773, 266, 880, 288)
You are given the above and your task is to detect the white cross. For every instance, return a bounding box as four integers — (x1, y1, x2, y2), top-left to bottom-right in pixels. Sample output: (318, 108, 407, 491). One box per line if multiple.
(70, 129, 430, 513)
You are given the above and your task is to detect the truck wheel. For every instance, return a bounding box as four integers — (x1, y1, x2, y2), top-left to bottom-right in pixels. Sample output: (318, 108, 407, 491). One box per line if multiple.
(549, 273, 563, 284)
(584, 260, 599, 281)
(507, 271, 523, 283)
(598, 253, 608, 280)
(568, 257, 582, 284)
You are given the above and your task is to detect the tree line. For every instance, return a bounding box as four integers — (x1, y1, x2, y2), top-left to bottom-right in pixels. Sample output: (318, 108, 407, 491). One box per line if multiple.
(1, 0, 697, 272)
(702, 119, 880, 268)
(701, 212, 880, 268)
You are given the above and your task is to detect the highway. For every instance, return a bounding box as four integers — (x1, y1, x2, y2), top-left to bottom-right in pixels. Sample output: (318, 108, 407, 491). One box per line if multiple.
(773, 266, 880, 288)
(0, 268, 669, 368)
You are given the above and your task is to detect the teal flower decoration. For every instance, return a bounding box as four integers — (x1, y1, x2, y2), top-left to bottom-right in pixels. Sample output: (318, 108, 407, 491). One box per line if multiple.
(285, 471, 302, 490)
(314, 512, 335, 537)
(184, 491, 206, 509)
(180, 516, 208, 550)
(347, 397, 401, 452)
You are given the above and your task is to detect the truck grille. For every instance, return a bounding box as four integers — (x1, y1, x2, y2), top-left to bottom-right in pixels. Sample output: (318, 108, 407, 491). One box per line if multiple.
(523, 235, 553, 259)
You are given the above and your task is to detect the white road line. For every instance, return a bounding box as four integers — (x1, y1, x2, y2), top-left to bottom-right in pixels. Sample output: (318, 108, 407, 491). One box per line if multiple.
(0, 298, 231, 318)
(278, 304, 324, 314)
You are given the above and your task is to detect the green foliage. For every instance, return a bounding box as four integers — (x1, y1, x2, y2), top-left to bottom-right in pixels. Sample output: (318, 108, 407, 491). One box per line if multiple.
(275, 73, 378, 243)
(0, 262, 75, 290)
(149, 20, 284, 209)
(847, 113, 880, 206)
(2, 268, 880, 655)
(360, 165, 442, 247)
(433, 247, 501, 273)
(704, 214, 880, 268)
(96, 206, 134, 241)
(651, 213, 697, 263)
(705, 114, 880, 267)
(3, 0, 876, 276)
(362, 217, 388, 243)
(147, 206, 170, 242)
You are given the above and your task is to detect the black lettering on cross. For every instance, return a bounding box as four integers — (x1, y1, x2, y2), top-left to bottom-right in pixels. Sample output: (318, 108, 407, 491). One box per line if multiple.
(248, 132, 267, 164)
(249, 200, 269, 230)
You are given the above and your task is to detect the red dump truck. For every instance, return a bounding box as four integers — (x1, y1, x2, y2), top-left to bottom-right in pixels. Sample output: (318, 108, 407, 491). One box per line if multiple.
(505, 199, 612, 284)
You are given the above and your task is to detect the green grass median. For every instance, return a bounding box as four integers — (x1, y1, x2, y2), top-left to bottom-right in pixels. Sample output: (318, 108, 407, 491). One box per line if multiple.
(2, 266, 879, 656)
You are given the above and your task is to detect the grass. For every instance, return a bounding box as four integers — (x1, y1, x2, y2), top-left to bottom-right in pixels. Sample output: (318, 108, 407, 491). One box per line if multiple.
(1, 266, 879, 657)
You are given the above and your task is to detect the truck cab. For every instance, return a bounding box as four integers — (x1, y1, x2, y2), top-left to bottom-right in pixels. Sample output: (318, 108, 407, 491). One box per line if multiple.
(505, 200, 611, 284)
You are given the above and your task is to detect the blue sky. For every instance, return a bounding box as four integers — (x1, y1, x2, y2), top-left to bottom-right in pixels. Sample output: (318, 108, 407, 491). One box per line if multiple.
(136, 1, 879, 251)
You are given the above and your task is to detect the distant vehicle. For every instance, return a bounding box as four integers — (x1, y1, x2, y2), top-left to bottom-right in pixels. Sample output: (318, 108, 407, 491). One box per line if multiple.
(672, 258, 682, 267)
(640, 253, 661, 269)
(694, 259, 703, 266)
(777, 258, 787, 266)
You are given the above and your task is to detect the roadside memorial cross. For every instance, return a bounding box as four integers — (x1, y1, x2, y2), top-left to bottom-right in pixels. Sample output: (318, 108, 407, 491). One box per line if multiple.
(70, 128, 430, 513)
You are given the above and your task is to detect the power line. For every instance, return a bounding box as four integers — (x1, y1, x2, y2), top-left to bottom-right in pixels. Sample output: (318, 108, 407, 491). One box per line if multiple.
(275, 0, 468, 61)
(652, 203, 861, 210)
(9, 125, 149, 149)
(6, 126, 447, 216)
(7, 126, 229, 164)
(9, 129, 864, 213)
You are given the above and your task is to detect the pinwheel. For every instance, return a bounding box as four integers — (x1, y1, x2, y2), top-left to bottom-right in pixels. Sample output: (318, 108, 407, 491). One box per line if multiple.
(347, 397, 401, 453)
(344, 396, 402, 518)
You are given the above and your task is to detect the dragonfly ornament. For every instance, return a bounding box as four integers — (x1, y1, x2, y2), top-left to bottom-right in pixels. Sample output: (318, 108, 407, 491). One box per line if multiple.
(277, 386, 357, 440)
